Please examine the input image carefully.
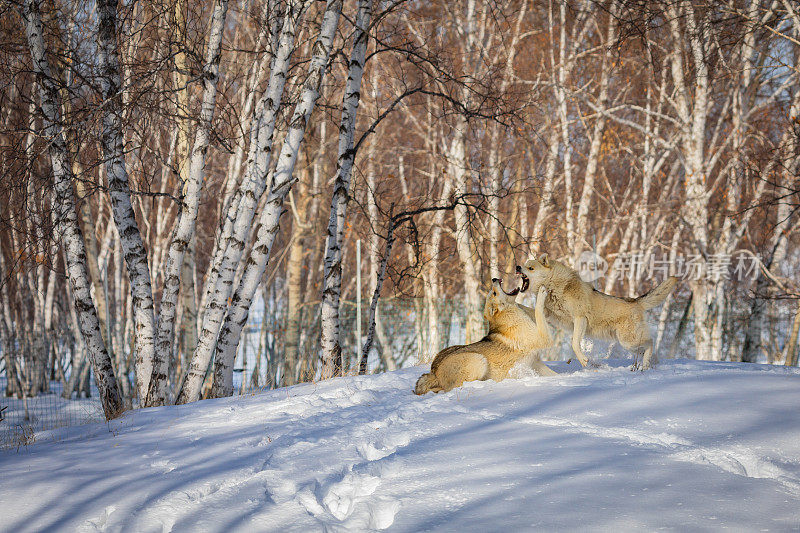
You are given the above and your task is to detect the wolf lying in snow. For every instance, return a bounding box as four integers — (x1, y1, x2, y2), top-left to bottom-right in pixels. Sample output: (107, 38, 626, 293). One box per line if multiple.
(509, 254, 677, 371)
(415, 279, 556, 395)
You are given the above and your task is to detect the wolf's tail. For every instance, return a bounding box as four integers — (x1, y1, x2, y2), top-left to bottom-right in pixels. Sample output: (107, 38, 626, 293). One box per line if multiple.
(636, 276, 679, 310)
(414, 372, 441, 395)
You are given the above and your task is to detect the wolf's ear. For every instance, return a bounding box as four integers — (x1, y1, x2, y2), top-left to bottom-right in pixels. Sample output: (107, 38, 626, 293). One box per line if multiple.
(539, 253, 550, 267)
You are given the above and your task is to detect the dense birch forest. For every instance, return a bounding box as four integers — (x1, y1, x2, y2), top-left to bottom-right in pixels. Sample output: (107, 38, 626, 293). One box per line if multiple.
(1, 0, 799, 418)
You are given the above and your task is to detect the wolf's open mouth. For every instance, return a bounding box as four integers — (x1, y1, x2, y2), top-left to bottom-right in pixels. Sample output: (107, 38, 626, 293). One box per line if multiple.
(519, 272, 530, 293)
(511, 265, 530, 294)
(499, 277, 521, 296)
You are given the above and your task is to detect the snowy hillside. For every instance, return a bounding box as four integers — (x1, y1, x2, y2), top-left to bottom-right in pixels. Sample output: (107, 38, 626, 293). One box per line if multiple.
(2, 359, 800, 532)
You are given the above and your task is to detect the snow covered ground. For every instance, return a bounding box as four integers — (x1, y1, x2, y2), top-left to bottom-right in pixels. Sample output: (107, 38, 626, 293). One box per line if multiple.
(1, 359, 799, 532)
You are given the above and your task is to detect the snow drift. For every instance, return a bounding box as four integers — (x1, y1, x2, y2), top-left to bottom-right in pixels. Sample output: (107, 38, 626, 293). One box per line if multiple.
(1, 359, 800, 531)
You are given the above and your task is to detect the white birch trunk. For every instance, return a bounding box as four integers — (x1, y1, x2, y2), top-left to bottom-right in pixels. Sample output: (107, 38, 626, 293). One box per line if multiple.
(531, 129, 559, 250)
(177, 0, 343, 402)
(190, 2, 272, 334)
(665, 2, 715, 359)
(187, 0, 305, 400)
(398, 155, 424, 365)
(486, 2, 527, 277)
(0, 252, 23, 398)
(448, 117, 483, 343)
(210, 0, 344, 395)
(424, 171, 453, 359)
(784, 303, 800, 367)
(283, 206, 306, 385)
(63, 274, 88, 399)
(96, 0, 157, 404)
(486, 125, 503, 279)
(147, 0, 228, 406)
(360, 216, 399, 373)
(742, 26, 798, 362)
(555, 1, 575, 255)
(219, 0, 280, 220)
(22, 0, 123, 418)
(655, 229, 681, 353)
(318, 0, 372, 378)
(574, 9, 616, 258)
(365, 136, 392, 369)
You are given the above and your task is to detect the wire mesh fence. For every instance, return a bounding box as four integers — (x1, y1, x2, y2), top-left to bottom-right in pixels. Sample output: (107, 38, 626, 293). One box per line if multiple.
(0, 363, 105, 449)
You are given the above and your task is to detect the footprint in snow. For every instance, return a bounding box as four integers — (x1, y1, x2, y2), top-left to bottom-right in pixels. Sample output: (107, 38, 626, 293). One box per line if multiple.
(297, 471, 400, 531)
(357, 432, 411, 461)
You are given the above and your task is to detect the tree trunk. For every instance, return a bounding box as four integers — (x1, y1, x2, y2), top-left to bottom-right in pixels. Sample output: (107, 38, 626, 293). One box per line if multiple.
(360, 218, 397, 374)
(148, 0, 229, 406)
(487, 130, 502, 279)
(318, 0, 373, 378)
(366, 138, 393, 370)
(531, 129, 559, 250)
(73, 169, 109, 344)
(448, 117, 483, 344)
(668, 295, 693, 360)
(22, 0, 123, 419)
(423, 172, 452, 359)
(282, 180, 308, 386)
(742, 104, 797, 362)
(783, 303, 800, 367)
(179, 239, 198, 383)
(0, 253, 23, 398)
(655, 230, 681, 353)
(189, 0, 305, 399)
(186, 0, 343, 402)
(573, 8, 615, 258)
(555, 1, 575, 254)
(96, 0, 157, 405)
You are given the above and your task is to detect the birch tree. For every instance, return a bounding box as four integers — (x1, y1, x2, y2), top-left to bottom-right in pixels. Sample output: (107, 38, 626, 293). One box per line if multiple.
(146, 0, 229, 406)
(444, 0, 486, 344)
(5, 0, 800, 407)
(180, 0, 344, 402)
(184, 0, 307, 402)
(319, 0, 373, 377)
(21, 0, 123, 419)
(95, 0, 158, 405)
(573, 6, 617, 258)
(742, 5, 800, 363)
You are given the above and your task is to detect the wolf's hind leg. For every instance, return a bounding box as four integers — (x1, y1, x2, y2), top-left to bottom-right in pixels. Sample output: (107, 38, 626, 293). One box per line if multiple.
(640, 339, 656, 370)
(437, 352, 489, 392)
(619, 327, 655, 371)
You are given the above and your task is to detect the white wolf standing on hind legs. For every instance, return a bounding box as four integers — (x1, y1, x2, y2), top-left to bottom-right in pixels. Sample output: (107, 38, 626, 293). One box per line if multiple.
(508, 254, 678, 371)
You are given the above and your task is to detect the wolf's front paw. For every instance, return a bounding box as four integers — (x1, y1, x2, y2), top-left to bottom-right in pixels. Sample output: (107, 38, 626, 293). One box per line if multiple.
(537, 286, 548, 300)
